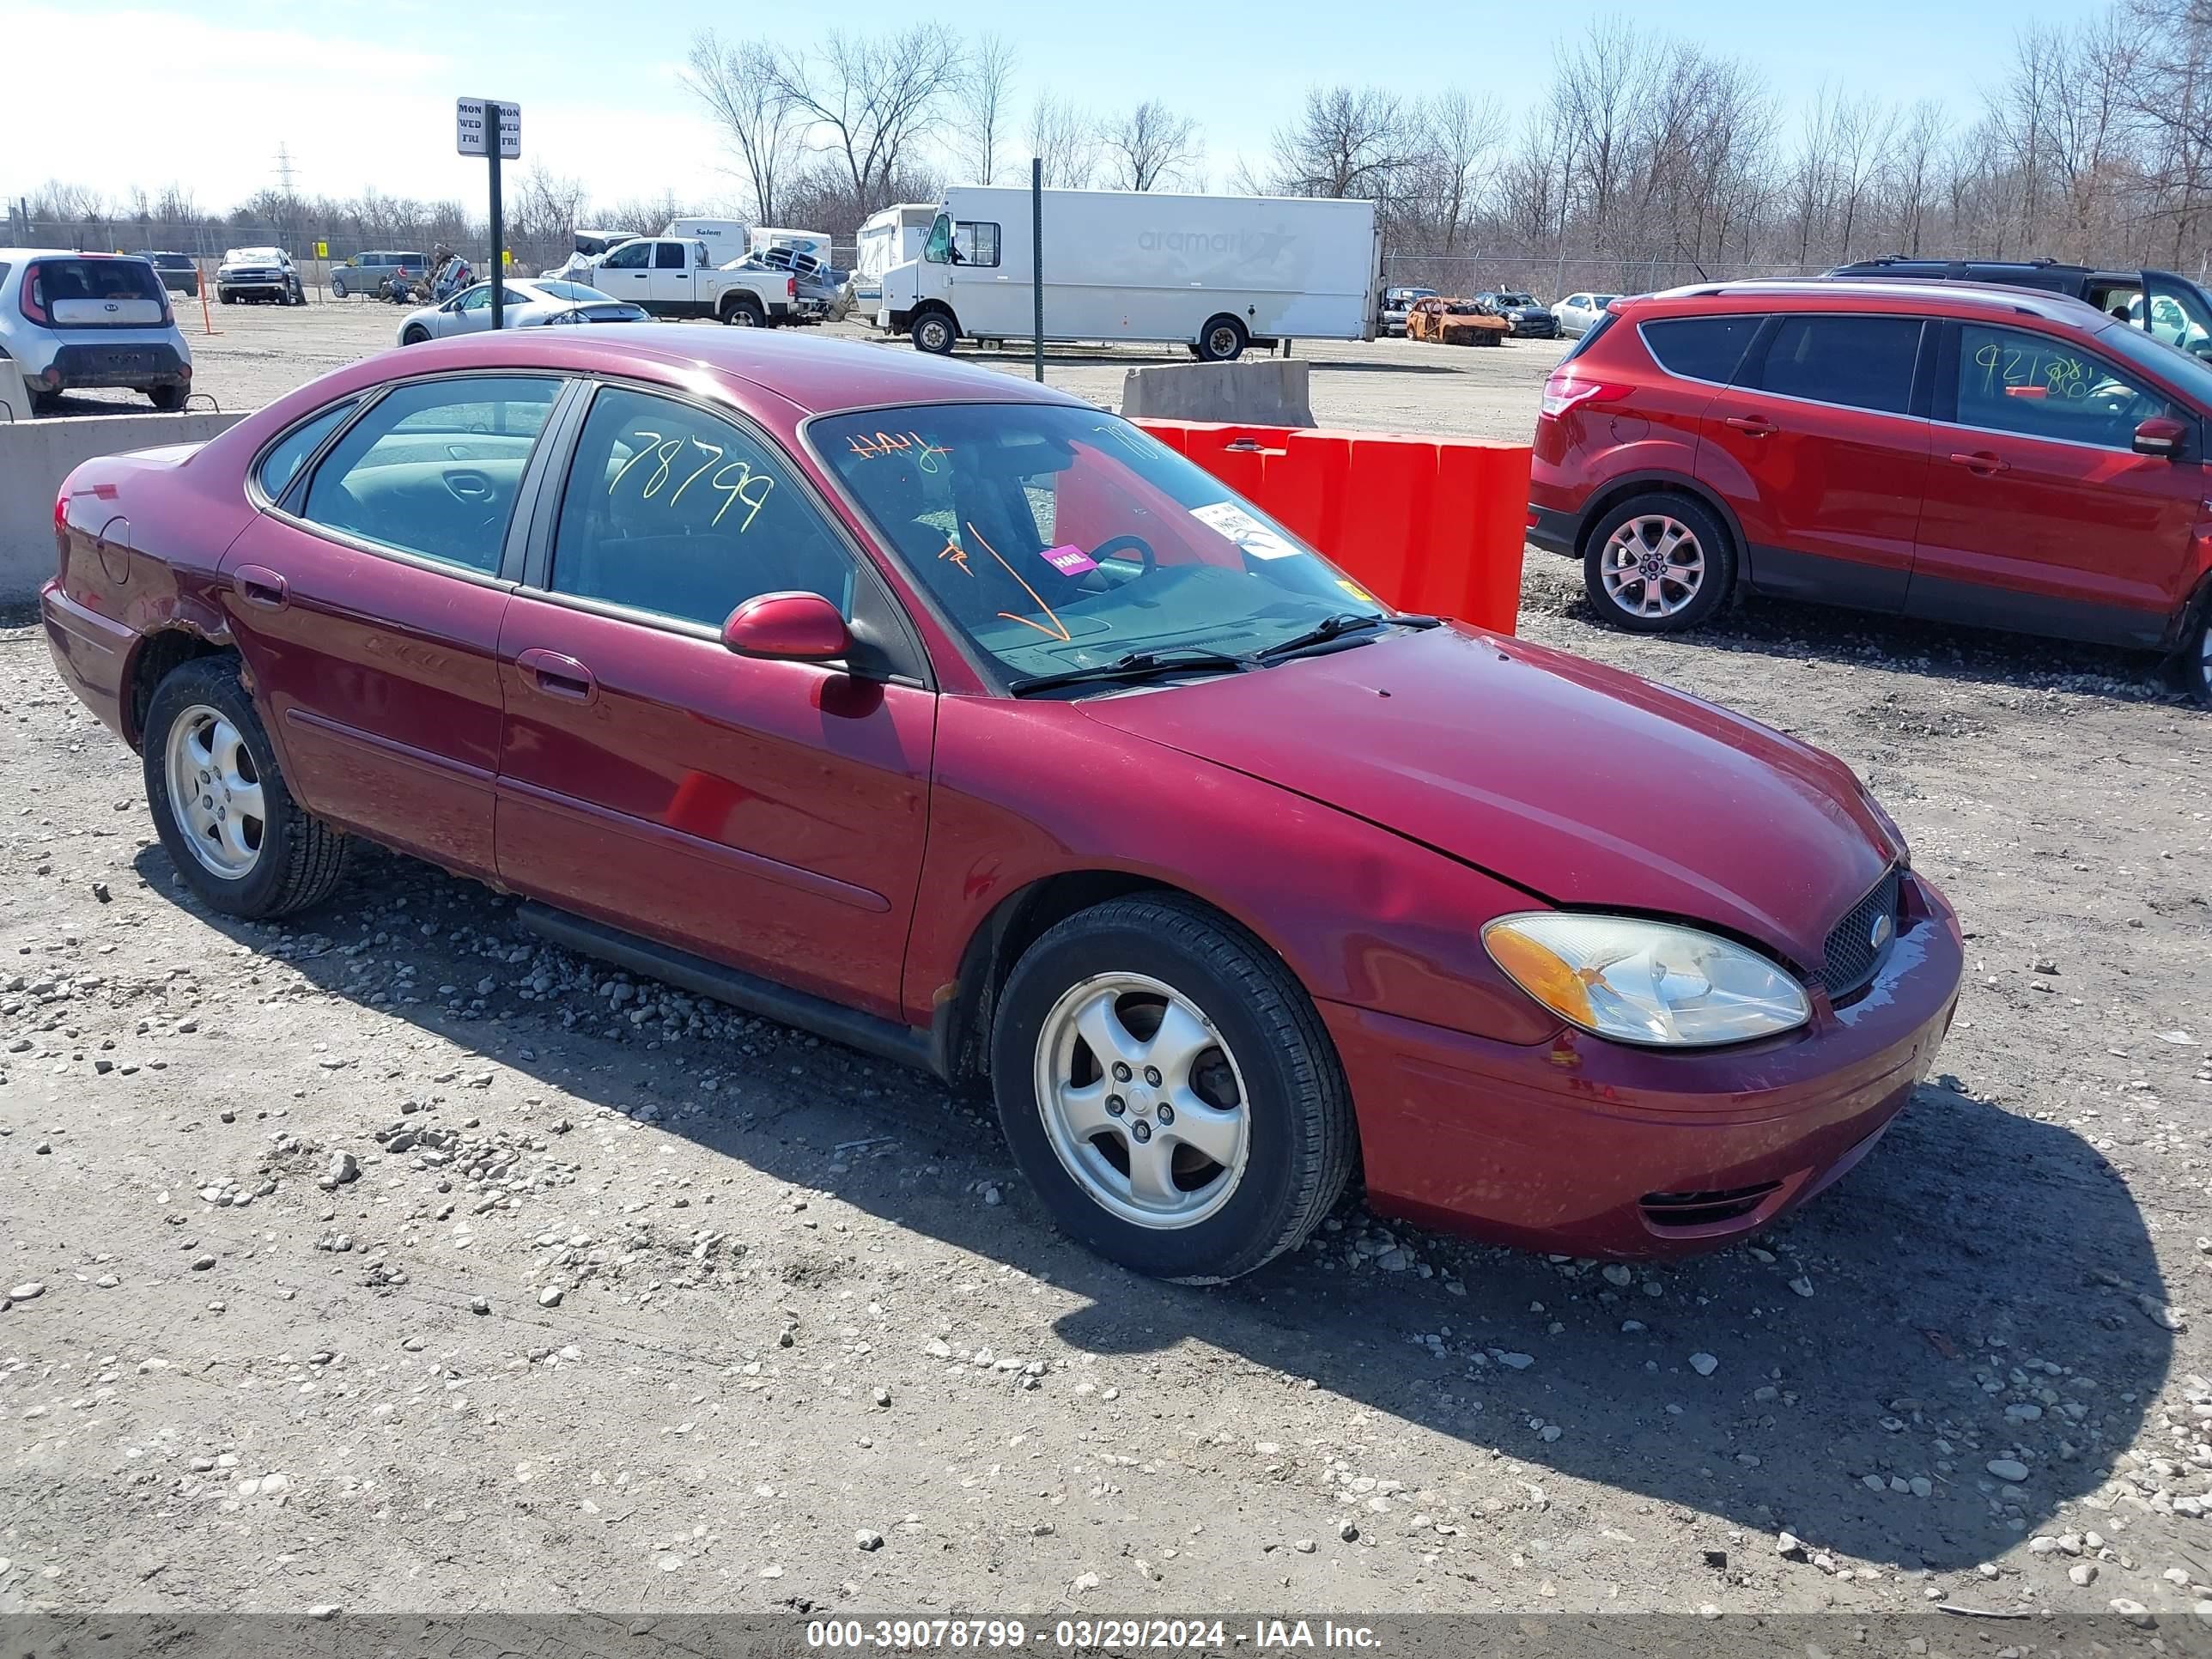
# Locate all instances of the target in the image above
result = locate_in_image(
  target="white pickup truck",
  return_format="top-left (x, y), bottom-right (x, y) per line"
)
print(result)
top-left (583, 236), bottom-right (795, 325)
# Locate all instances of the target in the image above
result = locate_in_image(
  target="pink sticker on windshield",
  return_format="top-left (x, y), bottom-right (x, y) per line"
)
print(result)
top-left (1041, 544), bottom-right (1097, 575)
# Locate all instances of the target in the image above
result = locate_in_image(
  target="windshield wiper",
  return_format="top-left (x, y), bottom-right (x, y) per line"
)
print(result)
top-left (1006, 648), bottom-right (1261, 698)
top-left (1255, 611), bottom-right (1442, 662)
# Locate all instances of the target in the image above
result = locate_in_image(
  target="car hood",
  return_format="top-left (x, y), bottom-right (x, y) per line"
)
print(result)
top-left (1077, 625), bottom-right (1897, 969)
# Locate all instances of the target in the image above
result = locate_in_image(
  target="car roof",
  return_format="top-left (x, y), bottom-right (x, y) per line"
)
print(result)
top-left (356, 324), bottom-right (1091, 418)
top-left (1624, 277), bottom-right (2112, 327)
top-left (0, 246), bottom-right (145, 260)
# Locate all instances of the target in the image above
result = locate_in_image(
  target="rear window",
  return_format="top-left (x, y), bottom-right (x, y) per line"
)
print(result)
top-left (1639, 314), bottom-right (1761, 383)
top-left (1751, 314), bottom-right (1923, 415)
top-left (33, 258), bottom-right (165, 307)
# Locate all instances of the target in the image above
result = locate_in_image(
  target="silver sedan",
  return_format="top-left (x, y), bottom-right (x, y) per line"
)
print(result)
top-left (396, 279), bottom-right (647, 345)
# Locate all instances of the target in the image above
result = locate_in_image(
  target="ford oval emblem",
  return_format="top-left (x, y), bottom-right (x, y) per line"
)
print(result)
top-left (1869, 913), bottom-right (1894, 952)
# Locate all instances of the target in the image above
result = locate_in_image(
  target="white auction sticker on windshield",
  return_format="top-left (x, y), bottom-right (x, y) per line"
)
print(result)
top-left (1190, 501), bottom-right (1299, 560)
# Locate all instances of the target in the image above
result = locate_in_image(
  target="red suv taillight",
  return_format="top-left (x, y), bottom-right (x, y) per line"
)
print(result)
top-left (19, 262), bottom-right (49, 325)
top-left (1539, 367), bottom-right (1631, 420)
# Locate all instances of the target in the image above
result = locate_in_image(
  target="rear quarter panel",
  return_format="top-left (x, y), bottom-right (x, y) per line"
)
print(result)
top-left (1530, 313), bottom-right (1713, 524)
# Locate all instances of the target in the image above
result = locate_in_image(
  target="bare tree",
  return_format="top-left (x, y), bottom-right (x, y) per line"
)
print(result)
top-left (956, 33), bottom-right (1018, 185)
top-left (773, 25), bottom-right (965, 216)
top-left (1100, 100), bottom-right (1203, 191)
top-left (1266, 86), bottom-right (1419, 198)
top-left (1404, 90), bottom-right (1504, 251)
top-left (683, 31), bottom-right (803, 224)
top-left (1026, 94), bottom-right (1101, 189)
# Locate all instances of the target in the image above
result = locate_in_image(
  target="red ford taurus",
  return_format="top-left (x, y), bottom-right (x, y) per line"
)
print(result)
top-left (41, 327), bottom-right (1962, 1281)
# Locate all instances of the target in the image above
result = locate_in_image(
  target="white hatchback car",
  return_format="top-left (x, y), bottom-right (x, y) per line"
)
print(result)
top-left (0, 250), bottom-right (193, 413)
top-left (396, 279), bottom-right (647, 344)
top-left (1552, 292), bottom-right (1619, 337)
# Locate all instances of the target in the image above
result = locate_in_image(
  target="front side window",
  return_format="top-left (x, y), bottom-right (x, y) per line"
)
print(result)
top-left (1752, 314), bottom-right (1923, 415)
top-left (923, 215), bottom-right (953, 264)
top-left (300, 376), bottom-right (562, 573)
top-left (814, 403), bottom-right (1389, 687)
top-left (1954, 323), bottom-right (2178, 451)
top-left (257, 399), bottom-right (357, 502)
top-left (550, 386), bottom-right (855, 627)
top-left (458, 286), bottom-right (493, 312)
top-left (953, 222), bottom-right (1000, 268)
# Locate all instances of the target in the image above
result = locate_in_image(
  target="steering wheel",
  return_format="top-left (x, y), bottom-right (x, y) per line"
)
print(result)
top-left (1088, 534), bottom-right (1157, 578)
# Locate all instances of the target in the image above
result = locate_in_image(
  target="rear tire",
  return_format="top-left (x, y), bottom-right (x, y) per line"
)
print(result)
top-left (1582, 491), bottom-right (1736, 634)
top-left (2179, 592), bottom-right (2212, 707)
top-left (27, 388), bottom-right (62, 416)
top-left (1195, 314), bottom-right (1249, 362)
top-left (910, 311), bottom-right (957, 355)
top-left (720, 295), bottom-right (766, 327)
top-left (149, 386), bottom-right (186, 412)
top-left (990, 895), bottom-right (1356, 1283)
top-left (143, 653), bottom-right (349, 920)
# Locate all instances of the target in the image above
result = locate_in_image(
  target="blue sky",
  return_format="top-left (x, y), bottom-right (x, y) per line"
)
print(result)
top-left (12, 0), bottom-right (2077, 221)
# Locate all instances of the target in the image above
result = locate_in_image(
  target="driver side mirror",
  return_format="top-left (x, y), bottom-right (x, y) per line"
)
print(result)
top-left (721, 591), bottom-right (851, 663)
top-left (2134, 415), bottom-right (2188, 459)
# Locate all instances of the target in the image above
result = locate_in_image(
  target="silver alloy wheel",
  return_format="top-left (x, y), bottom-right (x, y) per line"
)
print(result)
top-left (1033, 972), bottom-right (1250, 1230)
top-left (726, 303), bottom-right (759, 326)
top-left (163, 703), bottom-right (266, 878)
top-left (2198, 617), bottom-right (2212, 696)
top-left (1600, 514), bottom-right (1705, 619)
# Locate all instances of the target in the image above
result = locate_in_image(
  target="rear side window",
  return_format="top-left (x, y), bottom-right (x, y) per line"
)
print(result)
top-left (1753, 315), bottom-right (1923, 415)
top-left (257, 400), bottom-right (356, 502)
top-left (654, 241), bottom-right (687, 270)
top-left (301, 376), bottom-right (562, 574)
top-left (1639, 315), bottom-right (1760, 383)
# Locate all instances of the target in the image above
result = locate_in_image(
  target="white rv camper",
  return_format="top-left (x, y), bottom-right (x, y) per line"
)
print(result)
top-left (852, 204), bottom-right (938, 306)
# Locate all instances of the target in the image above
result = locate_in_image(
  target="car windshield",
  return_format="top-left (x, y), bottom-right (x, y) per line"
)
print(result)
top-left (2094, 314), bottom-right (2212, 402)
top-left (228, 248), bottom-right (283, 263)
top-left (531, 280), bottom-right (611, 302)
top-left (1498, 293), bottom-right (1536, 306)
top-left (813, 403), bottom-right (1392, 690)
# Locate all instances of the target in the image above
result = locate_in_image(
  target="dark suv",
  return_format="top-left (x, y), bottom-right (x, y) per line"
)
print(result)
top-left (1526, 279), bottom-right (2212, 700)
top-left (1830, 258), bottom-right (2212, 359)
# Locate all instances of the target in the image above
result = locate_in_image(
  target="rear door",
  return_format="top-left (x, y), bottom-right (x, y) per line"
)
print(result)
top-left (1908, 319), bottom-right (2202, 645)
top-left (648, 240), bottom-right (696, 313)
top-left (1697, 310), bottom-right (1933, 611)
top-left (219, 373), bottom-right (568, 880)
top-left (492, 381), bottom-right (936, 1018)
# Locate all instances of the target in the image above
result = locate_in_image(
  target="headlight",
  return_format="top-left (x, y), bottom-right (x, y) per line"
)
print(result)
top-left (1481, 913), bottom-right (1811, 1048)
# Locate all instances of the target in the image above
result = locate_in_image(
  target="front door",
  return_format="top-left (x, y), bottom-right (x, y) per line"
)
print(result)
top-left (592, 239), bottom-right (654, 310)
top-left (1909, 319), bottom-right (2203, 646)
top-left (493, 381), bottom-right (935, 1018)
top-left (219, 373), bottom-right (567, 879)
top-left (1697, 311), bottom-right (1932, 611)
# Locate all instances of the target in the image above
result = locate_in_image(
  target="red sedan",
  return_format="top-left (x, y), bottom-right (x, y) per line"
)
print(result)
top-left (41, 327), bottom-right (1963, 1282)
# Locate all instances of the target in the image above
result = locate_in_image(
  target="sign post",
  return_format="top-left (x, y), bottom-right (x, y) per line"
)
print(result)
top-left (456, 96), bottom-right (521, 331)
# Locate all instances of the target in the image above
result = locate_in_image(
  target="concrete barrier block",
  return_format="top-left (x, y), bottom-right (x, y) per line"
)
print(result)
top-left (0, 361), bottom-right (27, 423)
top-left (1120, 359), bottom-right (1314, 427)
top-left (0, 410), bottom-right (249, 603)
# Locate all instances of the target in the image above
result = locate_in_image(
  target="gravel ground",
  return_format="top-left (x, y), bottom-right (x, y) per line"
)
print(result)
top-left (6, 303), bottom-right (2212, 1626)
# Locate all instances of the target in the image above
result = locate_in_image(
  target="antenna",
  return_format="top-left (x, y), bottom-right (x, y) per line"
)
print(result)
top-left (275, 143), bottom-right (299, 198)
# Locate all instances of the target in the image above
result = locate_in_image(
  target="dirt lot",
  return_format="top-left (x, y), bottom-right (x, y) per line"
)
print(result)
top-left (6, 300), bottom-right (2212, 1630)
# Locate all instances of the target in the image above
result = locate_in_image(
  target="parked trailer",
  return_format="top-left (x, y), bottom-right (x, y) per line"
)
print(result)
top-left (878, 186), bottom-right (1381, 359)
top-left (749, 226), bottom-right (832, 264)
top-left (853, 204), bottom-right (937, 307)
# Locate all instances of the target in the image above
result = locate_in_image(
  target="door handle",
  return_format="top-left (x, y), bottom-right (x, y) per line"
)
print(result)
top-left (1723, 415), bottom-right (1777, 436)
top-left (516, 647), bottom-right (596, 701)
top-left (233, 564), bottom-right (289, 609)
top-left (1948, 451), bottom-right (2010, 475)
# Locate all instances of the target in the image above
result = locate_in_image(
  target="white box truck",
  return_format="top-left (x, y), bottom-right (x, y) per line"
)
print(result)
top-left (852, 203), bottom-right (937, 307)
top-left (878, 186), bottom-right (1381, 359)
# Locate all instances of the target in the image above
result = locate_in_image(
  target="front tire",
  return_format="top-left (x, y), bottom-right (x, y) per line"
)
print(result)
top-left (401, 325), bottom-right (430, 346)
top-left (1196, 314), bottom-right (1249, 362)
top-left (1583, 492), bottom-right (1736, 633)
top-left (2179, 592), bottom-right (2212, 707)
top-left (991, 896), bottom-right (1356, 1283)
top-left (910, 311), bottom-right (957, 355)
top-left (143, 654), bottom-right (349, 920)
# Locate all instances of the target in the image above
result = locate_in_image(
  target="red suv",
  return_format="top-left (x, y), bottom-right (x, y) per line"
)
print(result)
top-left (1527, 281), bottom-right (2212, 701)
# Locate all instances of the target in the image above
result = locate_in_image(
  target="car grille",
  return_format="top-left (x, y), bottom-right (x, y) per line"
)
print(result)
top-left (1639, 1182), bottom-right (1781, 1230)
top-left (1812, 868), bottom-right (1903, 1002)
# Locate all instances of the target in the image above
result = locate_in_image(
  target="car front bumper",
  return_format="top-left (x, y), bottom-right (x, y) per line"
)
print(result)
top-left (1324, 869), bottom-right (1963, 1256)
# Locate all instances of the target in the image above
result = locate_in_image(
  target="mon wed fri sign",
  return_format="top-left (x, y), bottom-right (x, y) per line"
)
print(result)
top-left (455, 97), bottom-right (520, 159)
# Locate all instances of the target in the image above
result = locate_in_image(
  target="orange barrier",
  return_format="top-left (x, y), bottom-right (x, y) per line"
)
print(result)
top-left (1132, 419), bottom-right (1530, 635)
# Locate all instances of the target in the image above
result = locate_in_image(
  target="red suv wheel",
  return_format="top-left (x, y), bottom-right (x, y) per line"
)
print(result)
top-left (1583, 493), bottom-right (1736, 633)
